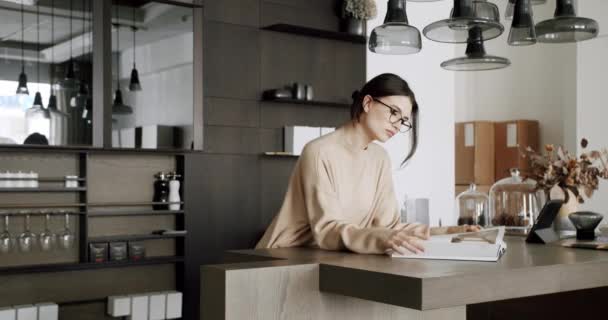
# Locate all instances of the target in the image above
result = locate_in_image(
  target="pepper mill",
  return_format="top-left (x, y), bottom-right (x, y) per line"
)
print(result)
top-left (153, 172), bottom-right (170, 210)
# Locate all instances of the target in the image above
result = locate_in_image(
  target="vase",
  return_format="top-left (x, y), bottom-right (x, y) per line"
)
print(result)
top-left (549, 186), bottom-right (578, 235)
top-left (340, 17), bottom-right (366, 36)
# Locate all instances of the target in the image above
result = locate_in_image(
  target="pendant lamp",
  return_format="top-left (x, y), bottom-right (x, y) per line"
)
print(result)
top-left (441, 26), bottom-right (510, 71)
top-left (28, 2), bottom-right (50, 119)
top-left (71, 0), bottom-right (89, 108)
top-left (58, 0), bottom-right (80, 91)
top-left (129, 6), bottom-right (141, 91)
top-left (505, 0), bottom-right (545, 20)
top-left (423, 0), bottom-right (503, 43)
top-left (369, 0), bottom-right (421, 55)
top-left (16, 0), bottom-right (29, 96)
top-left (508, 0), bottom-right (536, 45)
top-left (112, 6), bottom-right (133, 115)
top-left (535, 0), bottom-right (598, 43)
top-left (47, 0), bottom-right (68, 117)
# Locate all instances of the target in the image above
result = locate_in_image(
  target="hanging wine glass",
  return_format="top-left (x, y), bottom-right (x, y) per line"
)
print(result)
top-left (39, 212), bottom-right (57, 252)
top-left (0, 214), bottom-right (13, 254)
top-left (58, 212), bottom-right (75, 250)
top-left (18, 212), bottom-right (37, 253)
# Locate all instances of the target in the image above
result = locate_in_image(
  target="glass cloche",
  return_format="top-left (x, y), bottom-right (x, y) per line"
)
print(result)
top-left (456, 183), bottom-right (490, 227)
top-left (489, 168), bottom-right (544, 232)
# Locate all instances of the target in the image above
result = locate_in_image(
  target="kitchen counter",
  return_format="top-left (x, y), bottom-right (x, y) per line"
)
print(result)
top-left (201, 237), bottom-right (608, 320)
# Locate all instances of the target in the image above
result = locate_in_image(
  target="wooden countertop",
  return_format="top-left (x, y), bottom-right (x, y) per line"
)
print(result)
top-left (219, 237), bottom-right (608, 310)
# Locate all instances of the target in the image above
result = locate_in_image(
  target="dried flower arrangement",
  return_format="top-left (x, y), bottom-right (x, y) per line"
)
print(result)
top-left (342, 0), bottom-right (377, 20)
top-left (522, 138), bottom-right (608, 203)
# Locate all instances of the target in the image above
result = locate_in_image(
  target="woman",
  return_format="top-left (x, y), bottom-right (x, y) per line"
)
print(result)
top-left (256, 73), bottom-right (476, 255)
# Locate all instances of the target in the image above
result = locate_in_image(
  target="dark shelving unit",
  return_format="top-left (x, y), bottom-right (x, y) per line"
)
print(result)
top-left (261, 97), bottom-right (350, 108)
top-left (0, 187), bottom-right (87, 193)
top-left (88, 210), bottom-right (185, 217)
top-left (88, 233), bottom-right (187, 243)
top-left (0, 256), bottom-right (184, 275)
top-left (261, 23), bottom-right (366, 44)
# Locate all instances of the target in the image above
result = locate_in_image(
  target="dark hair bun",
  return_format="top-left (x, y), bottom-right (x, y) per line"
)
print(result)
top-left (351, 90), bottom-right (361, 101)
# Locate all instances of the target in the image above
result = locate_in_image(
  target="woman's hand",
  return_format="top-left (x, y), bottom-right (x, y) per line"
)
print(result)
top-left (385, 225), bottom-right (430, 255)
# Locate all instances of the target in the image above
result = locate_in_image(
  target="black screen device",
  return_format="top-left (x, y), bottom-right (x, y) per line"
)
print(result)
top-left (526, 200), bottom-right (564, 244)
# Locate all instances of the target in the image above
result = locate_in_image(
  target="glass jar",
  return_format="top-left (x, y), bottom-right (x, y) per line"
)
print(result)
top-left (456, 183), bottom-right (490, 227)
top-left (489, 168), bottom-right (544, 232)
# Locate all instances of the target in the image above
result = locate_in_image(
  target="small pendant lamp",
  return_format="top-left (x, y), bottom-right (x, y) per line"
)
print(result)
top-left (535, 0), bottom-right (599, 43)
top-left (423, 0), bottom-right (504, 44)
top-left (16, 0), bottom-right (29, 96)
top-left (369, 0), bottom-right (421, 55)
top-left (508, 0), bottom-right (536, 46)
top-left (129, 6), bottom-right (142, 91)
top-left (112, 6), bottom-right (132, 115)
top-left (441, 26), bottom-right (511, 71)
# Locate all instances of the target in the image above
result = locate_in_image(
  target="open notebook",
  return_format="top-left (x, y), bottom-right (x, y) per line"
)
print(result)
top-left (391, 227), bottom-right (507, 262)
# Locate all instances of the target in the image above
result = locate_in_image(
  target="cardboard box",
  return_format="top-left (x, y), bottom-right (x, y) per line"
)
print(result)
top-left (494, 120), bottom-right (539, 180)
top-left (455, 122), bottom-right (495, 185)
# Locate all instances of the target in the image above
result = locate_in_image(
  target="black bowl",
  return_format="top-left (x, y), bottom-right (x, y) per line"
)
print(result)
top-left (568, 211), bottom-right (604, 240)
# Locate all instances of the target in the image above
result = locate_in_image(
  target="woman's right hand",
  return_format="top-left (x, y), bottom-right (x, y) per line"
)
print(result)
top-left (384, 228), bottom-right (428, 255)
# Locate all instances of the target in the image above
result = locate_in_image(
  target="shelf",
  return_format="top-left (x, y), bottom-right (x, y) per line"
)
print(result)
top-left (88, 233), bottom-right (187, 243)
top-left (0, 177), bottom-right (86, 182)
top-left (261, 97), bottom-right (350, 108)
top-left (0, 202), bottom-right (183, 210)
top-left (0, 187), bottom-right (86, 193)
top-left (88, 210), bottom-right (185, 217)
top-left (261, 23), bottom-right (366, 44)
top-left (0, 203), bottom-right (87, 209)
top-left (0, 256), bottom-right (184, 275)
top-left (87, 201), bottom-right (184, 207)
top-left (263, 152), bottom-right (299, 158)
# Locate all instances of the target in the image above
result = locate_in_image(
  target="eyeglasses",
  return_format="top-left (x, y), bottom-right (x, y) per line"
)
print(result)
top-left (372, 98), bottom-right (413, 133)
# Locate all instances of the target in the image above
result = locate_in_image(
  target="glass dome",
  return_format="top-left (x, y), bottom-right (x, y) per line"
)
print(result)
top-left (456, 183), bottom-right (490, 227)
top-left (489, 168), bottom-right (545, 233)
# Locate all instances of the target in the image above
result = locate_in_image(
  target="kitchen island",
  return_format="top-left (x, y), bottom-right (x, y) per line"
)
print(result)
top-left (201, 237), bottom-right (608, 319)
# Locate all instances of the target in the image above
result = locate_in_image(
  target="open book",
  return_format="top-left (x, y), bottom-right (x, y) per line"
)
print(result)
top-left (391, 227), bottom-right (507, 262)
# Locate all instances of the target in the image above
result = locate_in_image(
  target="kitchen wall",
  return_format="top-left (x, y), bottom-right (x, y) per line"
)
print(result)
top-left (454, 0), bottom-right (578, 151)
top-left (191, 0), bottom-right (363, 318)
top-left (577, 0), bottom-right (608, 218)
top-left (367, 0), bottom-right (458, 225)
top-left (119, 32), bottom-right (194, 129)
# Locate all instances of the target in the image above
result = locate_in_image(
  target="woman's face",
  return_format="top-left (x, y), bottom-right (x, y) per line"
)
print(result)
top-left (361, 95), bottom-right (413, 143)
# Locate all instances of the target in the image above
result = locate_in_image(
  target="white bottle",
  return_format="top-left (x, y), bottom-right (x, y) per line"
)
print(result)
top-left (168, 174), bottom-right (181, 211)
top-left (15, 171), bottom-right (26, 188)
top-left (0, 171), bottom-right (8, 188)
top-left (28, 171), bottom-right (38, 188)
top-left (5, 171), bottom-right (16, 188)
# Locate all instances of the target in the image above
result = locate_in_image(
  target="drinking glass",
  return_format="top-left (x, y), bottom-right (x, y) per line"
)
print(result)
top-left (39, 212), bottom-right (57, 252)
top-left (18, 212), bottom-right (37, 253)
top-left (58, 212), bottom-right (75, 250)
top-left (0, 215), bottom-right (12, 254)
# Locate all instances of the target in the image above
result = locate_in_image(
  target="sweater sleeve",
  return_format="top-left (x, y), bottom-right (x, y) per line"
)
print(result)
top-left (300, 147), bottom-right (392, 254)
top-left (371, 154), bottom-right (409, 230)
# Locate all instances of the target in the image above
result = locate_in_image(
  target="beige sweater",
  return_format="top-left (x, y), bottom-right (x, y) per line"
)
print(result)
top-left (256, 128), bottom-right (415, 254)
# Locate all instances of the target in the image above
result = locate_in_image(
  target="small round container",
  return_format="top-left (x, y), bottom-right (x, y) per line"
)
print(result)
top-left (489, 168), bottom-right (544, 232)
top-left (456, 183), bottom-right (490, 227)
top-left (65, 176), bottom-right (79, 188)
